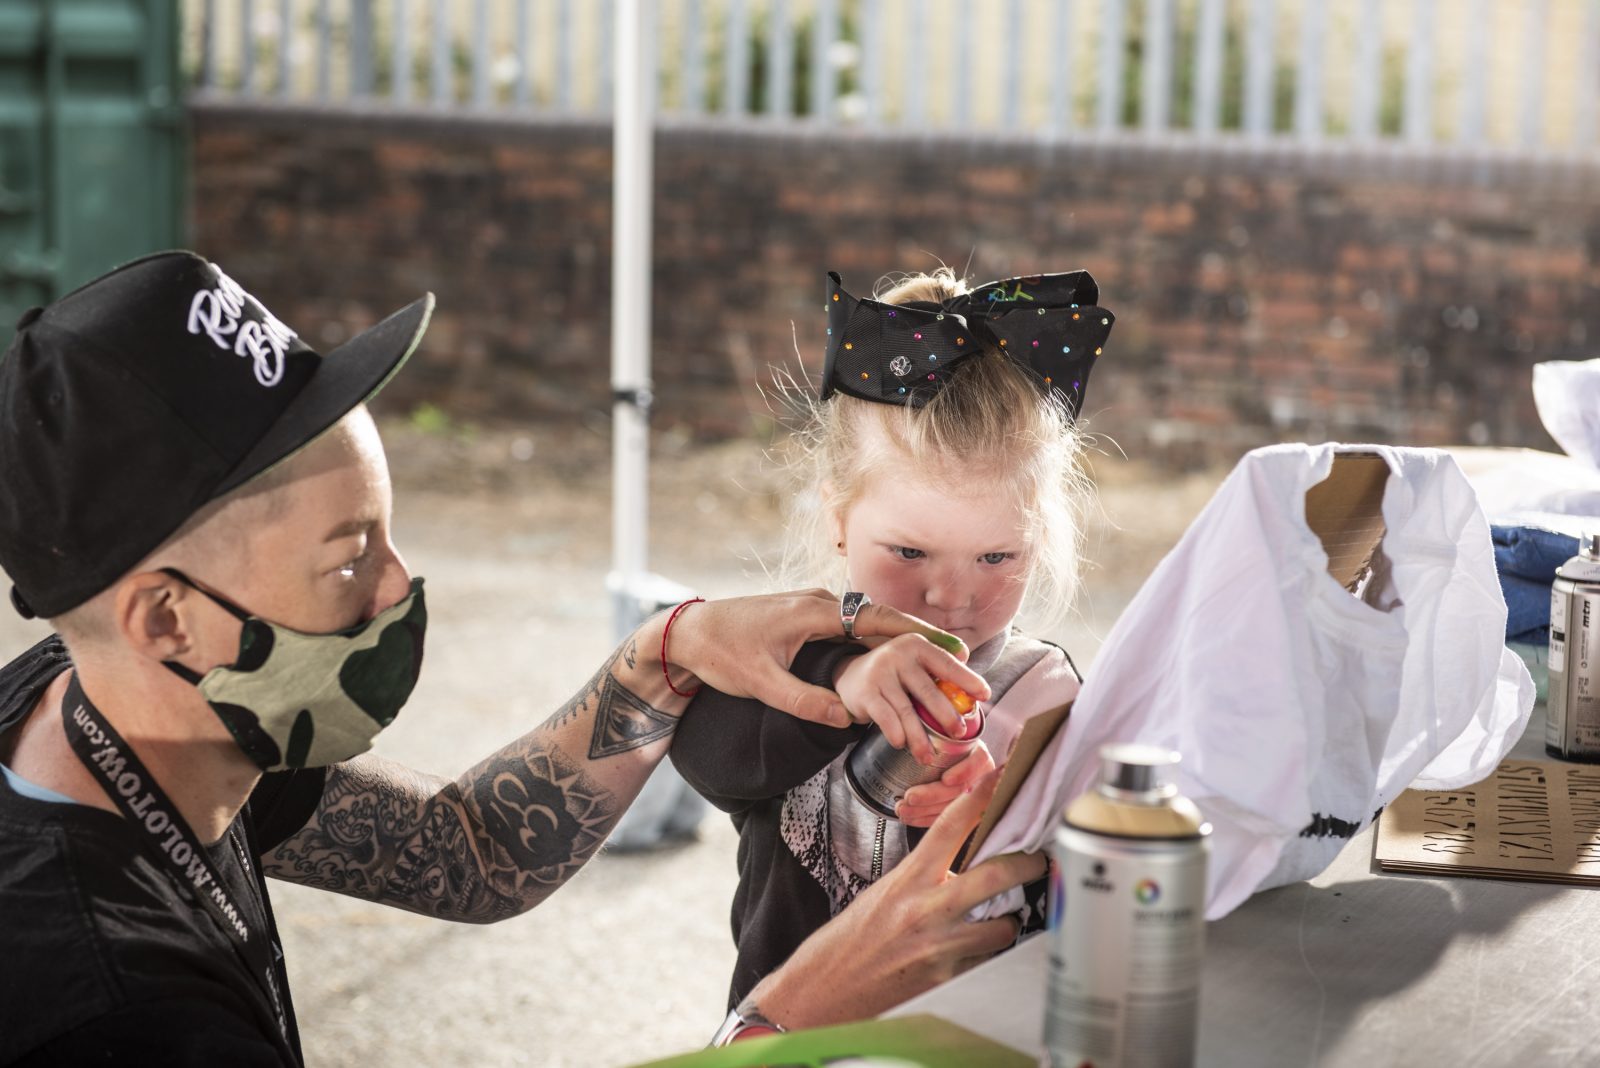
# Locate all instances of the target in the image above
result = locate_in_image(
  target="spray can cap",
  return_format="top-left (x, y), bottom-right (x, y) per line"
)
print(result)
top-left (1098, 744), bottom-right (1181, 800)
top-left (1585, 533), bottom-right (1600, 560)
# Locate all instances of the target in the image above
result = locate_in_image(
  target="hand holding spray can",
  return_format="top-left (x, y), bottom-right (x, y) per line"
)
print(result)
top-left (1045, 744), bottom-right (1210, 1068)
top-left (844, 680), bottom-right (984, 820)
top-left (1548, 533), bottom-right (1600, 761)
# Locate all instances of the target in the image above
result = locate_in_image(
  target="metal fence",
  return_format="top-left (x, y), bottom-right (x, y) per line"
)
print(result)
top-left (190, 0), bottom-right (1600, 153)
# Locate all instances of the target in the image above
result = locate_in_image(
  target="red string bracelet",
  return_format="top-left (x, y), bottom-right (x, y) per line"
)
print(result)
top-left (661, 597), bottom-right (705, 699)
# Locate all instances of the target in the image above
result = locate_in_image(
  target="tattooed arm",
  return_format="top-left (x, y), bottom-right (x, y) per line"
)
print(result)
top-left (261, 590), bottom-right (963, 921)
top-left (260, 627), bottom-right (684, 922)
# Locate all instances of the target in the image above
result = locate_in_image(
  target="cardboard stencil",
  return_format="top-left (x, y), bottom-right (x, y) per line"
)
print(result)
top-left (1375, 758), bottom-right (1600, 885)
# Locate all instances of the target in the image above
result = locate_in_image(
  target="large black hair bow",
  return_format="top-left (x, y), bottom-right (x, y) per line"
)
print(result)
top-left (821, 270), bottom-right (1114, 417)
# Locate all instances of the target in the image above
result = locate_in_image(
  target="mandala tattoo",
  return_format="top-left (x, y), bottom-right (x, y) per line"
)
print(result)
top-left (466, 748), bottom-right (618, 894)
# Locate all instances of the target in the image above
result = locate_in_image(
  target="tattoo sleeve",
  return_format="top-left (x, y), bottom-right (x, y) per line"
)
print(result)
top-left (262, 639), bottom-right (682, 922)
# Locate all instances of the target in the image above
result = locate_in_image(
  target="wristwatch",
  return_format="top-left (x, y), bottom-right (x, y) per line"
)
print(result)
top-left (710, 1003), bottom-right (785, 1045)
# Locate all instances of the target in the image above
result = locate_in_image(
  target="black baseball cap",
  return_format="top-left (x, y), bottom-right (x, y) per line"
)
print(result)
top-left (0, 251), bottom-right (433, 619)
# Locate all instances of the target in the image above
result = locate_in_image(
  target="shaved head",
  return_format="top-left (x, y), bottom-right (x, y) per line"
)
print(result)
top-left (51, 409), bottom-right (377, 649)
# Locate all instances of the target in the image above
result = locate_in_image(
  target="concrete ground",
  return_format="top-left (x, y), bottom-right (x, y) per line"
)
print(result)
top-left (0, 418), bottom-right (1217, 1066)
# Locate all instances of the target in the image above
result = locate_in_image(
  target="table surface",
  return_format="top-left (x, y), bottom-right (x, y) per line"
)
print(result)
top-left (887, 716), bottom-right (1600, 1067)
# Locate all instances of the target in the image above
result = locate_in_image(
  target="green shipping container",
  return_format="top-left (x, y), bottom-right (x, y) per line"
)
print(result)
top-left (0, 0), bottom-right (183, 343)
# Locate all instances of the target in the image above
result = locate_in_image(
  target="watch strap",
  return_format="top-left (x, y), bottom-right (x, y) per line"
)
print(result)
top-left (710, 1003), bottom-right (785, 1045)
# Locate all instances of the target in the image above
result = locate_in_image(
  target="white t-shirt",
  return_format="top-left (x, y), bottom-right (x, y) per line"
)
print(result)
top-left (971, 444), bottom-right (1533, 919)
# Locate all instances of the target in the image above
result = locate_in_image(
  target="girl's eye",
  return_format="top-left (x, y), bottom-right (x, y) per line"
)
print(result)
top-left (980, 552), bottom-right (1016, 566)
top-left (892, 546), bottom-right (925, 561)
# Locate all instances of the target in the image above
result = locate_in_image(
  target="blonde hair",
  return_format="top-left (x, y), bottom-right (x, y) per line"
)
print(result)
top-left (778, 269), bottom-right (1092, 634)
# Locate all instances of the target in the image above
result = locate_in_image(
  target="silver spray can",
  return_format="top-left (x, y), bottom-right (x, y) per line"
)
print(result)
top-left (1045, 744), bottom-right (1211, 1068)
top-left (844, 700), bottom-right (984, 820)
top-left (1547, 533), bottom-right (1600, 761)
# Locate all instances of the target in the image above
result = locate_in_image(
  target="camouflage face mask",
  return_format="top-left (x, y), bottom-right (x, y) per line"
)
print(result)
top-left (161, 569), bottom-right (427, 771)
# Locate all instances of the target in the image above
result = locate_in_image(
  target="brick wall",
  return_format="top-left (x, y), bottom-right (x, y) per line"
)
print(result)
top-left (191, 101), bottom-right (1600, 466)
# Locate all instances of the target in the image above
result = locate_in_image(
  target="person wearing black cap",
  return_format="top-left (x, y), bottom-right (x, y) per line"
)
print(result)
top-left (0, 252), bottom-right (1018, 1063)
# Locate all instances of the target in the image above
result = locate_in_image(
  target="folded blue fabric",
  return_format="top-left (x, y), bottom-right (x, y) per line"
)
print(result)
top-left (1491, 523), bottom-right (1579, 580)
top-left (1502, 572), bottom-right (1555, 644)
top-left (1491, 524), bottom-right (1580, 642)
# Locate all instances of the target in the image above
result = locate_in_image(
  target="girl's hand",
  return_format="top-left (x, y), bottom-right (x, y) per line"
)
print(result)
top-left (833, 634), bottom-right (990, 763)
top-left (745, 771), bottom-right (1044, 1031)
top-left (662, 589), bottom-right (969, 727)
top-left (896, 742), bottom-right (997, 827)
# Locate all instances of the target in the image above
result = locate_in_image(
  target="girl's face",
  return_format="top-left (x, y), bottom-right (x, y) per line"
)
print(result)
top-left (832, 466), bottom-right (1033, 652)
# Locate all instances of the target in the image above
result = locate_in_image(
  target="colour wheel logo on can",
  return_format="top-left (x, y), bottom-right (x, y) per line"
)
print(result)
top-left (1134, 878), bottom-right (1161, 905)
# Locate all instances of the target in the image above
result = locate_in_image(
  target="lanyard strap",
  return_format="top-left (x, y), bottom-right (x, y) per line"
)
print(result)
top-left (59, 673), bottom-right (287, 1039)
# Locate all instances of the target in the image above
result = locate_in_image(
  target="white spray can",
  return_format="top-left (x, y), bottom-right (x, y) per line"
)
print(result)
top-left (1044, 744), bottom-right (1211, 1068)
top-left (1548, 533), bottom-right (1600, 761)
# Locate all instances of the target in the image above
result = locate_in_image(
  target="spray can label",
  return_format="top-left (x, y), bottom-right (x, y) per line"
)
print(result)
top-left (1549, 572), bottom-right (1600, 761)
top-left (844, 704), bottom-right (983, 820)
top-left (1046, 827), bottom-right (1207, 1068)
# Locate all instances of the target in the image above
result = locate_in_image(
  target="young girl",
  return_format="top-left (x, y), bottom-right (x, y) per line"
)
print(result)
top-left (670, 266), bottom-right (1112, 1021)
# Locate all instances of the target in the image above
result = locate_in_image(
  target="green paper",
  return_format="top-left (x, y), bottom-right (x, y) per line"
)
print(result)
top-left (627, 1014), bottom-right (1032, 1068)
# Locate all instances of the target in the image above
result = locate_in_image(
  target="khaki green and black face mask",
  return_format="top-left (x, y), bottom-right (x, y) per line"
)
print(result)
top-left (162, 569), bottom-right (427, 771)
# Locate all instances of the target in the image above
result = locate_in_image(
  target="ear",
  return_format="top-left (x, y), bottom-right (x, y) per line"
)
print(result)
top-left (111, 571), bottom-right (202, 663)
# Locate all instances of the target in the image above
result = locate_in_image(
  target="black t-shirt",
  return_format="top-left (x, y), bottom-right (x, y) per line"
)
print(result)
top-left (670, 640), bottom-right (878, 1009)
top-left (671, 636), bottom-right (1064, 1011)
top-left (0, 636), bottom-right (327, 1066)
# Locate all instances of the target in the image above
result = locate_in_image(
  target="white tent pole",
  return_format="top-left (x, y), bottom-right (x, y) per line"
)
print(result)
top-left (611, 0), bottom-right (654, 641)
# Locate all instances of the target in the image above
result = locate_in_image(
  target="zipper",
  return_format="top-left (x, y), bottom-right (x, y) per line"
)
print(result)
top-left (871, 816), bottom-right (886, 881)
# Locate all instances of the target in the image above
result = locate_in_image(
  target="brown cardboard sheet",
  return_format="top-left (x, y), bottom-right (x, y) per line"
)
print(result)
top-left (1306, 451), bottom-right (1389, 590)
top-left (1375, 758), bottom-right (1600, 886)
top-left (958, 700), bottom-right (1072, 871)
